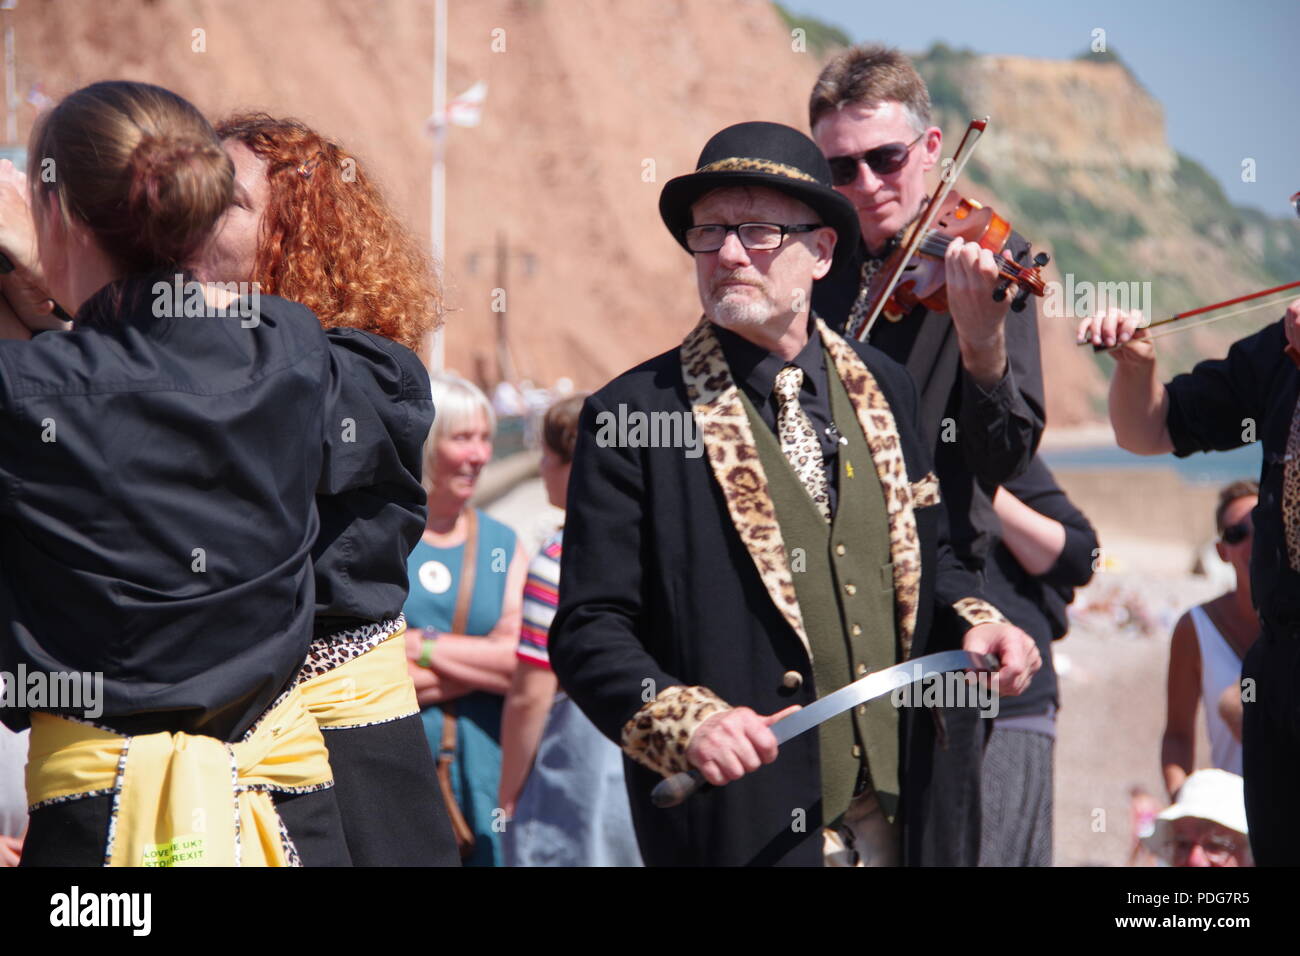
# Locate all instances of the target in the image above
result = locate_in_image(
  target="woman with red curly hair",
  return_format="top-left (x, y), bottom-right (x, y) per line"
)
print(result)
top-left (198, 113), bottom-right (458, 865)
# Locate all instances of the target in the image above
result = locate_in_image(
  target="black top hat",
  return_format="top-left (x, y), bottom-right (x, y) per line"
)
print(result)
top-left (659, 121), bottom-right (860, 274)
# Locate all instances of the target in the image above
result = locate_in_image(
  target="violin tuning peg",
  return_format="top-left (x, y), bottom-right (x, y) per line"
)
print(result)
top-left (992, 278), bottom-right (1010, 303)
top-left (1011, 286), bottom-right (1031, 313)
top-left (1033, 251), bottom-right (1050, 267)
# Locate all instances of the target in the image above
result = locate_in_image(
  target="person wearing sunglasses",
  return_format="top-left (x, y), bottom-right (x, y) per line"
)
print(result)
top-left (1160, 481), bottom-right (1259, 802)
top-left (807, 45), bottom-right (1047, 867)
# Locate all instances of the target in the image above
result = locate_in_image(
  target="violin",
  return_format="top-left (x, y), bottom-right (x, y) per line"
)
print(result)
top-left (845, 118), bottom-right (1050, 341)
top-left (863, 190), bottom-right (1050, 323)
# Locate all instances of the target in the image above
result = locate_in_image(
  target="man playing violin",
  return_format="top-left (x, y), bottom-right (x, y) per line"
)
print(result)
top-left (810, 45), bottom-right (1057, 867)
top-left (1079, 230), bottom-right (1300, 864)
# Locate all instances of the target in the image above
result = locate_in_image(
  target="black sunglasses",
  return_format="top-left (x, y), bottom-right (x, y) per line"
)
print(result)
top-left (1222, 521), bottom-right (1253, 545)
top-left (827, 133), bottom-right (925, 187)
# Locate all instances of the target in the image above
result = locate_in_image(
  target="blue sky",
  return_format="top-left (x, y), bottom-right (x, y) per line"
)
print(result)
top-left (786, 0), bottom-right (1297, 216)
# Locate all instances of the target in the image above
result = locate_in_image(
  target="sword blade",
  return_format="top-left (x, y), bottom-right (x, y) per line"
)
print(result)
top-left (650, 649), bottom-right (999, 808)
top-left (771, 649), bottom-right (997, 745)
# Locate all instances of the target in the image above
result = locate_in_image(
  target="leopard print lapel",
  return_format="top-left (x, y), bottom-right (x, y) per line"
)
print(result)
top-left (680, 316), bottom-right (812, 660)
top-left (816, 317), bottom-right (924, 660)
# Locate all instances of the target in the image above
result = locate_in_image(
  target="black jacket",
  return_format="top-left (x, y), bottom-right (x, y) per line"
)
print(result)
top-left (550, 317), bottom-right (1004, 866)
top-left (0, 276), bottom-right (403, 741)
top-left (313, 329), bottom-right (433, 637)
top-left (813, 234), bottom-right (1046, 571)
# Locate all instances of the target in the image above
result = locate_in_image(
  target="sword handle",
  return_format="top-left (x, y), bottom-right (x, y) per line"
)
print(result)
top-left (651, 768), bottom-right (710, 808)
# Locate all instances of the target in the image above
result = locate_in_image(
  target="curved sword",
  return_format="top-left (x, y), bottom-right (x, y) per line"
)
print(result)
top-left (650, 649), bottom-right (999, 809)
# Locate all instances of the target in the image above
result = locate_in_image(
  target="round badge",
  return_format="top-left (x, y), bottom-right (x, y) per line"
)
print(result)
top-left (418, 560), bottom-right (452, 595)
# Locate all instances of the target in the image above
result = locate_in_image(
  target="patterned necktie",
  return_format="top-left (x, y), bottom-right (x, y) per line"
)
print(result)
top-left (1284, 394), bottom-right (1300, 571)
top-left (773, 365), bottom-right (831, 521)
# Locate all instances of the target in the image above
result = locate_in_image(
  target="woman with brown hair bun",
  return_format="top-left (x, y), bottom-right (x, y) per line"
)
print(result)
top-left (197, 113), bottom-right (458, 865)
top-left (0, 81), bottom-right (364, 866)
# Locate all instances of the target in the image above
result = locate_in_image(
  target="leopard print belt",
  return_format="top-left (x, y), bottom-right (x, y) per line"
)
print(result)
top-left (293, 615), bottom-right (407, 687)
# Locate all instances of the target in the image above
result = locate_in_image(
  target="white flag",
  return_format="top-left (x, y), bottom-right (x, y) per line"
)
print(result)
top-left (446, 81), bottom-right (488, 128)
top-left (425, 80), bottom-right (488, 136)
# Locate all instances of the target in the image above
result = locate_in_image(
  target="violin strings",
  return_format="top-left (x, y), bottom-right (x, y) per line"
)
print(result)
top-left (917, 231), bottom-right (1032, 282)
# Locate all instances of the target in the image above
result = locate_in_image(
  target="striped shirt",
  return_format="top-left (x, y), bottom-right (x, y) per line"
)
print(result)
top-left (518, 530), bottom-right (563, 670)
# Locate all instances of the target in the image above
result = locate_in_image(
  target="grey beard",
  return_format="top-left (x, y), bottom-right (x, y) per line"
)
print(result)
top-left (709, 292), bottom-right (776, 326)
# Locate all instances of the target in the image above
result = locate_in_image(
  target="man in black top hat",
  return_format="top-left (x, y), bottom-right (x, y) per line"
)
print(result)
top-left (550, 121), bottom-right (1039, 866)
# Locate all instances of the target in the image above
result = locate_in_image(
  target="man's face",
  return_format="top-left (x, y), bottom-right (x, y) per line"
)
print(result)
top-left (812, 100), bottom-right (941, 254)
top-left (1170, 817), bottom-right (1250, 867)
top-left (690, 186), bottom-right (834, 334)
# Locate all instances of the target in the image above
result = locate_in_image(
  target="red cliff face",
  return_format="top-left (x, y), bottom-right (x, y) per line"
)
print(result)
top-left (20, 2), bottom-right (1274, 428)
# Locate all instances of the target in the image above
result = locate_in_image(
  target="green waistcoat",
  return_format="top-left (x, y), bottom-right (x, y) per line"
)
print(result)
top-left (738, 352), bottom-right (900, 826)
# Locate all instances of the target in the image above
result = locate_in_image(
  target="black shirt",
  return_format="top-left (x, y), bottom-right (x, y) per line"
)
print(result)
top-left (313, 329), bottom-right (433, 637)
top-left (813, 236), bottom-right (1046, 569)
top-left (0, 276), bottom-right (394, 741)
top-left (715, 319), bottom-right (843, 514)
top-left (1165, 318), bottom-right (1300, 630)
top-left (984, 455), bottom-right (1098, 716)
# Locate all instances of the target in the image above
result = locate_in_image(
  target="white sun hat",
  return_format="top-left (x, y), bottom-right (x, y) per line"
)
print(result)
top-left (1142, 769), bottom-right (1248, 863)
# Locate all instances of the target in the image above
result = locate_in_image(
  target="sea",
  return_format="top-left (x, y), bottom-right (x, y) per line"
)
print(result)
top-left (1041, 442), bottom-right (1263, 486)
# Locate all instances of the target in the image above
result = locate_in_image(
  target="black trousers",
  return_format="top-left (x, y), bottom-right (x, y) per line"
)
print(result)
top-left (1242, 625), bottom-right (1300, 865)
top-left (21, 787), bottom-right (352, 867)
top-left (322, 713), bottom-right (460, 866)
top-left (900, 703), bottom-right (984, 866)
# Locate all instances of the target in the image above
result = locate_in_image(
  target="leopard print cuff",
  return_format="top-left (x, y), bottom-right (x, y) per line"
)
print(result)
top-left (952, 597), bottom-right (1009, 629)
top-left (909, 471), bottom-right (941, 509)
top-left (620, 685), bottom-right (732, 777)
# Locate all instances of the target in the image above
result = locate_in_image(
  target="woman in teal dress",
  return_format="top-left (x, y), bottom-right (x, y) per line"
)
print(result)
top-left (404, 374), bottom-right (529, 867)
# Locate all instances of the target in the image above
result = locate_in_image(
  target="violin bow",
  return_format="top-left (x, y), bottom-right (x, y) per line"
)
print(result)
top-left (1085, 192), bottom-right (1300, 364)
top-left (852, 116), bottom-right (988, 341)
top-left (1080, 279), bottom-right (1300, 349)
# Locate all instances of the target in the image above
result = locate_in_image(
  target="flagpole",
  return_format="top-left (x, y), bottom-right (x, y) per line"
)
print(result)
top-left (430, 0), bottom-right (447, 372)
top-left (3, 1), bottom-right (17, 146)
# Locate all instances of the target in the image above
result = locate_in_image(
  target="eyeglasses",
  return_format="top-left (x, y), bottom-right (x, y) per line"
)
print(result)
top-left (1221, 521), bottom-right (1253, 545)
top-left (1292, 191), bottom-right (1300, 219)
top-left (827, 133), bottom-right (925, 187)
top-left (683, 222), bottom-right (824, 253)
top-left (1172, 835), bottom-right (1243, 865)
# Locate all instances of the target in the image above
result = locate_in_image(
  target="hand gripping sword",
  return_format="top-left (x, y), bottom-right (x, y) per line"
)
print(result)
top-left (650, 649), bottom-right (999, 809)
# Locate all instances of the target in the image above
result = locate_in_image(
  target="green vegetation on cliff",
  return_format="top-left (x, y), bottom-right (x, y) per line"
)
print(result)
top-left (772, 3), bottom-right (850, 57)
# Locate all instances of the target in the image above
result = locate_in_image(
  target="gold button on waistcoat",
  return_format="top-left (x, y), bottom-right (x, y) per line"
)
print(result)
top-left (835, 543), bottom-right (846, 556)
top-left (851, 624), bottom-right (862, 636)
top-left (844, 583), bottom-right (857, 596)
top-left (782, 670), bottom-right (803, 690)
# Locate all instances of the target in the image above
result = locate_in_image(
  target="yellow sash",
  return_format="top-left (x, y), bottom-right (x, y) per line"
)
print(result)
top-left (298, 625), bottom-right (419, 729)
top-left (27, 684), bottom-right (331, 867)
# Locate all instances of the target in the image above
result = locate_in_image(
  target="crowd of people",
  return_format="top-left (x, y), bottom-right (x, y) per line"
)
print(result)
top-left (0, 38), bottom-right (1285, 868)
